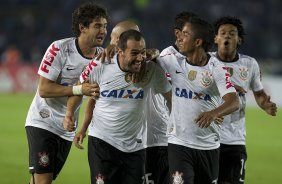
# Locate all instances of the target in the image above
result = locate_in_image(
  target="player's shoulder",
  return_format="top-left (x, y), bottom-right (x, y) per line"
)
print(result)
top-left (238, 53), bottom-right (257, 62)
top-left (208, 54), bottom-right (224, 68)
top-left (160, 45), bottom-right (184, 58)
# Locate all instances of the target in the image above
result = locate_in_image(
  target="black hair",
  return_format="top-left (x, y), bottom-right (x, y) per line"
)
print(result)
top-left (117, 29), bottom-right (144, 51)
top-left (72, 2), bottom-right (109, 37)
top-left (189, 16), bottom-right (214, 52)
top-left (214, 16), bottom-right (246, 45)
top-left (174, 11), bottom-right (198, 30)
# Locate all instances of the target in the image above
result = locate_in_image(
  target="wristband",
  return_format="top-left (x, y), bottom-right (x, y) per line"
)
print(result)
top-left (72, 85), bottom-right (83, 95)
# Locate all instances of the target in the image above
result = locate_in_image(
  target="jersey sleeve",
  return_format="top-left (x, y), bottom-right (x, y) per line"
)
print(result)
top-left (212, 61), bottom-right (236, 98)
top-left (38, 41), bottom-right (65, 81)
top-left (79, 59), bottom-right (101, 84)
top-left (152, 62), bottom-right (171, 94)
top-left (250, 58), bottom-right (263, 92)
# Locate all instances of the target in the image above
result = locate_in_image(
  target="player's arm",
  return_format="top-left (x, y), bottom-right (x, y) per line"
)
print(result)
top-left (74, 97), bottom-right (96, 149)
top-left (253, 89), bottom-right (277, 116)
top-left (38, 76), bottom-right (99, 98)
top-left (195, 92), bottom-right (239, 128)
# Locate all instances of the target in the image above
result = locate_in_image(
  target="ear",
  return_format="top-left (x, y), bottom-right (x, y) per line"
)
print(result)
top-left (195, 38), bottom-right (203, 47)
top-left (214, 35), bottom-right (218, 44)
top-left (79, 24), bottom-right (85, 33)
top-left (117, 48), bottom-right (124, 56)
top-left (238, 37), bottom-right (242, 46)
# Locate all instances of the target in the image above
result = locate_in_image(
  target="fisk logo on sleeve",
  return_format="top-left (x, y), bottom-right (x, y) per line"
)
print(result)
top-left (40, 44), bottom-right (60, 73)
top-left (80, 60), bottom-right (98, 83)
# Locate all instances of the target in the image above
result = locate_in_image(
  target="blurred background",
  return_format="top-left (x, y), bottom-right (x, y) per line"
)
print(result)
top-left (0, 0), bottom-right (281, 105)
top-left (0, 0), bottom-right (281, 184)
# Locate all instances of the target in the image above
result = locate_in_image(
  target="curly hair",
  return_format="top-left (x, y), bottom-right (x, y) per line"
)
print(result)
top-left (72, 2), bottom-right (109, 37)
top-left (214, 16), bottom-right (246, 45)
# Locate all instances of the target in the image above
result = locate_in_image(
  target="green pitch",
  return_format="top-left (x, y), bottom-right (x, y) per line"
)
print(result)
top-left (0, 94), bottom-right (281, 184)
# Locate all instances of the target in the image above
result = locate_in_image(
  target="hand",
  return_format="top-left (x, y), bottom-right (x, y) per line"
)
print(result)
top-left (194, 111), bottom-right (217, 128)
top-left (63, 115), bottom-right (75, 132)
top-left (132, 62), bottom-right (147, 83)
top-left (262, 96), bottom-right (277, 116)
top-left (74, 130), bottom-right (86, 149)
top-left (82, 82), bottom-right (100, 98)
top-left (215, 116), bottom-right (224, 124)
top-left (233, 84), bottom-right (247, 94)
top-left (98, 44), bottom-right (117, 64)
top-left (146, 48), bottom-right (160, 61)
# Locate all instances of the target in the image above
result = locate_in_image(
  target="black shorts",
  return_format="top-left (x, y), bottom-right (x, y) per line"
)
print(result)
top-left (145, 146), bottom-right (169, 184)
top-left (25, 126), bottom-right (72, 180)
top-left (88, 136), bottom-right (145, 184)
top-left (168, 143), bottom-right (219, 184)
top-left (219, 144), bottom-right (247, 184)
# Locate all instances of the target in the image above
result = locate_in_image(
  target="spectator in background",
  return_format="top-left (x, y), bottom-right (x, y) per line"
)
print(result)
top-left (213, 16), bottom-right (277, 184)
top-left (24, 2), bottom-right (108, 184)
top-left (1, 45), bottom-right (23, 65)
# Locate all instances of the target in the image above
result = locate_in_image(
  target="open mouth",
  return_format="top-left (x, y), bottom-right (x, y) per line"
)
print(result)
top-left (224, 41), bottom-right (229, 47)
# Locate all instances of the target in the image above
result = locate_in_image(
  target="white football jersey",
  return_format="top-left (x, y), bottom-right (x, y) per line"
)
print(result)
top-left (145, 88), bottom-right (170, 148)
top-left (25, 38), bottom-right (103, 141)
top-left (158, 46), bottom-right (236, 150)
top-left (212, 52), bottom-right (263, 145)
top-left (145, 45), bottom-right (181, 148)
top-left (81, 54), bottom-right (171, 152)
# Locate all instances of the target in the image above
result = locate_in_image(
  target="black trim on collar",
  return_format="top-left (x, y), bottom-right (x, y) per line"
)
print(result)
top-left (186, 54), bottom-right (211, 66)
top-left (215, 52), bottom-right (239, 63)
top-left (75, 38), bottom-right (95, 60)
top-left (117, 54), bottom-right (128, 72)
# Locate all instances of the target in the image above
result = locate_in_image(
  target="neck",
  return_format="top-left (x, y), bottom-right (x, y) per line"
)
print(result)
top-left (187, 49), bottom-right (208, 66)
top-left (78, 37), bottom-right (97, 58)
top-left (217, 50), bottom-right (237, 61)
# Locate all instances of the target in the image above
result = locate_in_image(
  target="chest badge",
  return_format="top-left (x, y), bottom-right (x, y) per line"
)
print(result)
top-left (201, 71), bottom-right (212, 87)
top-left (239, 67), bottom-right (248, 81)
top-left (188, 70), bottom-right (197, 81)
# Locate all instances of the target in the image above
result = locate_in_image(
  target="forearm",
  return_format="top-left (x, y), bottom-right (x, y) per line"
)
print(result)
top-left (80, 98), bottom-right (95, 133)
top-left (38, 76), bottom-right (81, 98)
top-left (66, 95), bottom-right (83, 116)
top-left (253, 90), bottom-right (268, 110)
top-left (211, 92), bottom-right (239, 117)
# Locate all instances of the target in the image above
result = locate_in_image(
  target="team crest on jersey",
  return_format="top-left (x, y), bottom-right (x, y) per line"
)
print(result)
top-left (239, 67), bottom-right (248, 81)
top-left (95, 174), bottom-right (105, 184)
top-left (172, 171), bottom-right (184, 184)
top-left (38, 152), bottom-right (49, 167)
top-left (39, 108), bottom-right (50, 118)
top-left (200, 71), bottom-right (212, 87)
top-left (225, 67), bottom-right (233, 76)
top-left (188, 70), bottom-right (197, 81)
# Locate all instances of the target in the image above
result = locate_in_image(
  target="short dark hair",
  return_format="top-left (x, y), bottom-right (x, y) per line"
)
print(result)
top-left (72, 2), bottom-right (109, 37)
top-left (214, 16), bottom-right (246, 45)
top-left (174, 11), bottom-right (198, 30)
top-left (189, 16), bottom-right (214, 52)
top-left (117, 29), bottom-right (144, 51)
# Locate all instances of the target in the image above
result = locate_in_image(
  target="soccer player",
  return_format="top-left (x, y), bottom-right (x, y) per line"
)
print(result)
top-left (64, 30), bottom-right (172, 184)
top-left (143, 11), bottom-right (198, 184)
top-left (213, 16), bottom-right (277, 184)
top-left (157, 16), bottom-right (239, 184)
top-left (71, 20), bottom-right (141, 149)
top-left (24, 2), bottom-right (108, 184)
